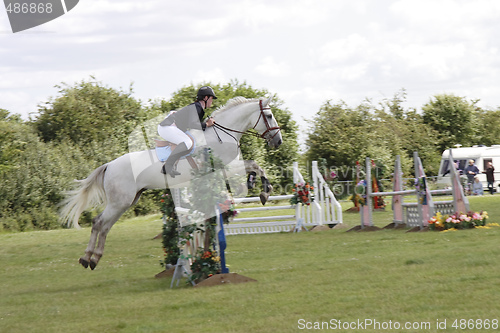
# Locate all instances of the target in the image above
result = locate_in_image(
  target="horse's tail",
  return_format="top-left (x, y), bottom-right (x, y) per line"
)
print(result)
top-left (60, 164), bottom-right (108, 229)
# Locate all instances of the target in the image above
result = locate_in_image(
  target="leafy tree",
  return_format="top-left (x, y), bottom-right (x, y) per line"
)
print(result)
top-left (0, 109), bottom-right (92, 231)
top-left (395, 109), bottom-right (441, 175)
top-left (474, 108), bottom-right (500, 146)
top-left (2, 77), bottom-right (167, 231)
top-left (32, 77), bottom-right (145, 164)
top-left (422, 94), bottom-right (477, 151)
top-left (0, 109), bottom-right (27, 174)
top-left (384, 88), bottom-right (407, 120)
top-left (306, 100), bottom-right (377, 180)
top-left (376, 94), bottom-right (441, 176)
top-left (306, 92), bottom-right (442, 183)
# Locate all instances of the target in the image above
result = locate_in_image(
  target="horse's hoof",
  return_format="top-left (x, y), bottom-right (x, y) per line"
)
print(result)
top-left (89, 260), bottom-right (97, 270)
top-left (259, 192), bottom-right (269, 205)
top-left (79, 258), bottom-right (89, 269)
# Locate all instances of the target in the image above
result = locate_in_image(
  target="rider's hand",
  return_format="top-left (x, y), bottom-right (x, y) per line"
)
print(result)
top-left (206, 117), bottom-right (215, 127)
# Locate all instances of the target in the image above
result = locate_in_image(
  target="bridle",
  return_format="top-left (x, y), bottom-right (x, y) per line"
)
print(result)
top-left (254, 100), bottom-right (281, 140)
top-left (213, 100), bottom-right (281, 144)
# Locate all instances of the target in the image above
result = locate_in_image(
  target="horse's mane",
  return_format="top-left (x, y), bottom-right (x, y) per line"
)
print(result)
top-left (211, 97), bottom-right (261, 116)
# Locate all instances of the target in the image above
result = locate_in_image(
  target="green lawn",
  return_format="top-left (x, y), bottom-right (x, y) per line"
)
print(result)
top-left (1, 196), bottom-right (499, 332)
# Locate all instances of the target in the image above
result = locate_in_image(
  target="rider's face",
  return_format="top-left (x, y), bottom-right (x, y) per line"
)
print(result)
top-left (205, 96), bottom-right (213, 109)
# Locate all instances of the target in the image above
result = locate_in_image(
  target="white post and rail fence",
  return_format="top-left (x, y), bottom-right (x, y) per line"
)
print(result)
top-left (225, 161), bottom-right (343, 235)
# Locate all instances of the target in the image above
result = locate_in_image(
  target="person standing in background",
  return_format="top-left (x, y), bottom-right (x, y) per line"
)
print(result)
top-left (464, 159), bottom-right (480, 189)
top-left (485, 161), bottom-right (495, 195)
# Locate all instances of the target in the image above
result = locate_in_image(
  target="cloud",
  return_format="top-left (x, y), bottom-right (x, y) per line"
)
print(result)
top-left (391, 0), bottom-right (500, 25)
top-left (255, 56), bottom-right (290, 77)
top-left (193, 68), bottom-right (227, 86)
top-left (1, 0), bottom-right (500, 129)
top-left (315, 34), bottom-right (371, 65)
top-left (240, 0), bottom-right (340, 29)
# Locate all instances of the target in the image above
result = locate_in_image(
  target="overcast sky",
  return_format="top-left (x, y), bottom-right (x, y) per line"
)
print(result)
top-left (1, 0), bottom-right (500, 137)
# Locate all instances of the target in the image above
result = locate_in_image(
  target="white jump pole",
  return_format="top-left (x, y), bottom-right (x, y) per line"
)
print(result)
top-left (392, 155), bottom-right (404, 226)
top-left (360, 157), bottom-right (373, 228)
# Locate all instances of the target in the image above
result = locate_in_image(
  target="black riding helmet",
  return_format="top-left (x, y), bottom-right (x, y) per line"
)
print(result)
top-left (197, 86), bottom-right (218, 100)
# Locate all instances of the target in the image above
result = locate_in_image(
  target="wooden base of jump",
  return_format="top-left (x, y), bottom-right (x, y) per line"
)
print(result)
top-left (155, 266), bottom-right (176, 279)
top-left (332, 223), bottom-right (350, 230)
top-left (155, 269), bottom-right (256, 288)
top-left (194, 273), bottom-right (257, 288)
top-left (309, 225), bottom-right (331, 232)
top-left (346, 225), bottom-right (382, 232)
top-left (383, 222), bottom-right (407, 230)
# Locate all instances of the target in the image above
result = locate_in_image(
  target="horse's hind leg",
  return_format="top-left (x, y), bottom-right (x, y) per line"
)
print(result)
top-left (88, 203), bottom-right (132, 270)
top-left (79, 214), bottom-right (102, 269)
top-left (89, 189), bottom-right (144, 269)
top-left (79, 189), bottom-right (141, 270)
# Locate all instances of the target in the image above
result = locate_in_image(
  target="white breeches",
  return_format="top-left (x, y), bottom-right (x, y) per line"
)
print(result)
top-left (157, 125), bottom-right (193, 149)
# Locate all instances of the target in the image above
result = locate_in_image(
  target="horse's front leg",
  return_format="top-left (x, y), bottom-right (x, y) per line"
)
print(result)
top-left (247, 171), bottom-right (257, 189)
top-left (259, 175), bottom-right (273, 205)
top-left (244, 160), bottom-right (273, 205)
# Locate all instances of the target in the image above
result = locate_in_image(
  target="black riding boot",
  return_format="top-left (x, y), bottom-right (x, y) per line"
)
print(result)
top-left (161, 142), bottom-right (189, 177)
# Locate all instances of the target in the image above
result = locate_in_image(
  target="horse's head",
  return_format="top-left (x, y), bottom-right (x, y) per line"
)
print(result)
top-left (251, 97), bottom-right (282, 149)
top-left (211, 97), bottom-right (282, 149)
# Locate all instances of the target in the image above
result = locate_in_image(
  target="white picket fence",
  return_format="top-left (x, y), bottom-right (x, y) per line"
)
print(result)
top-left (224, 161), bottom-right (343, 235)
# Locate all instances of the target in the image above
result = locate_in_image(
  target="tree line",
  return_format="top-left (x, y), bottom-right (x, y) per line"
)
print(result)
top-left (2, 79), bottom-right (499, 232)
top-left (306, 89), bottom-right (500, 182)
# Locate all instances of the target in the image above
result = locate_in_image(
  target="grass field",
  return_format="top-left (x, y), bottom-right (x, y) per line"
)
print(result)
top-left (1, 195), bottom-right (499, 332)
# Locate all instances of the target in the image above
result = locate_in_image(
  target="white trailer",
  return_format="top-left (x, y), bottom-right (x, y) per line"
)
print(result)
top-left (437, 145), bottom-right (500, 191)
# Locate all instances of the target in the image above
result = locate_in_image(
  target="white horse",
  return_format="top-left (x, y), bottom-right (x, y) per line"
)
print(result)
top-left (60, 97), bottom-right (282, 270)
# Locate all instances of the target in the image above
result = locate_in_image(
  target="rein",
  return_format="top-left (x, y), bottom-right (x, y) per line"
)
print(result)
top-left (212, 100), bottom-right (281, 144)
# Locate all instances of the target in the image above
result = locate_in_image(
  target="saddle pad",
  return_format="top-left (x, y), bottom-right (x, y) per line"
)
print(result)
top-left (155, 146), bottom-right (172, 162)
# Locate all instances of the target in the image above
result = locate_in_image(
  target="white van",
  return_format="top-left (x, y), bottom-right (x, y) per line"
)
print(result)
top-left (436, 145), bottom-right (500, 191)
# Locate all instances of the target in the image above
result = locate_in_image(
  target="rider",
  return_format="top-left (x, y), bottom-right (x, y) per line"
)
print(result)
top-left (158, 86), bottom-right (217, 177)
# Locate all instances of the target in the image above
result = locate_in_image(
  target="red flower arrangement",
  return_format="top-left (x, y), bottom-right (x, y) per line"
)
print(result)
top-left (290, 182), bottom-right (314, 205)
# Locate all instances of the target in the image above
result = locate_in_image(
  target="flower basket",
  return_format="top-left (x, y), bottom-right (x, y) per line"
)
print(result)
top-left (428, 211), bottom-right (488, 231)
top-left (290, 182), bottom-right (314, 206)
top-left (189, 249), bottom-right (221, 284)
